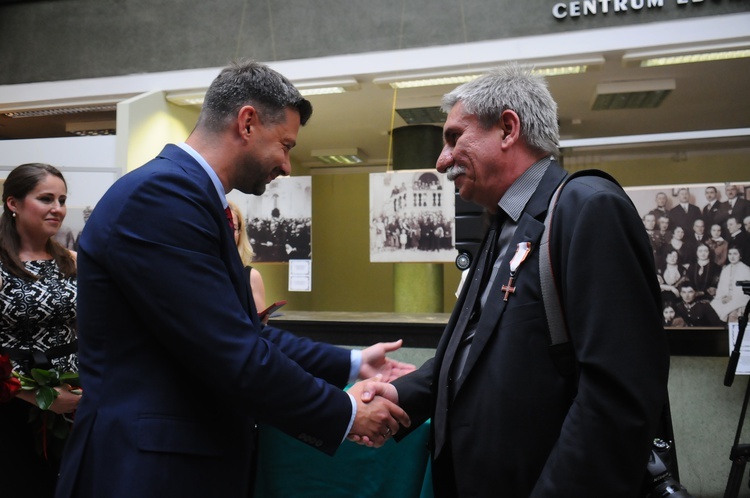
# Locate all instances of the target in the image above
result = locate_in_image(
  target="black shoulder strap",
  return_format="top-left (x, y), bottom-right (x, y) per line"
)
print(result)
top-left (539, 169), bottom-right (618, 375)
top-left (539, 169), bottom-right (680, 479)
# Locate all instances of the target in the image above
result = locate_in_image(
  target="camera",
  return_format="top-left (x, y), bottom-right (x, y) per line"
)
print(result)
top-left (643, 439), bottom-right (693, 498)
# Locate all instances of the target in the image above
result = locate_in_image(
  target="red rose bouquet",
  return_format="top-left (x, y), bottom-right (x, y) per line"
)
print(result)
top-left (12, 366), bottom-right (81, 458)
top-left (0, 353), bottom-right (21, 402)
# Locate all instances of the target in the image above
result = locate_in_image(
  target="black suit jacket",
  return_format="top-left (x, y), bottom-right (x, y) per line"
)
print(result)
top-left (727, 197), bottom-right (750, 224)
top-left (393, 162), bottom-right (669, 497)
top-left (702, 200), bottom-right (728, 231)
top-left (729, 230), bottom-right (750, 264)
top-left (669, 203), bottom-right (701, 235)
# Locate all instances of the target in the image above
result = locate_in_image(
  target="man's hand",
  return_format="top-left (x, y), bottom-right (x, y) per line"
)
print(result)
top-left (360, 339), bottom-right (416, 382)
top-left (347, 377), bottom-right (409, 448)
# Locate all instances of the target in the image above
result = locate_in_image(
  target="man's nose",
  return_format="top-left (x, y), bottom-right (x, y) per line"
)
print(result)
top-left (280, 160), bottom-right (292, 176)
top-left (435, 147), bottom-right (452, 173)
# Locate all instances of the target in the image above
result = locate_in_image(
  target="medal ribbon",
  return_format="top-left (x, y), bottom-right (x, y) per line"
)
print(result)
top-left (509, 241), bottom-right (532, 275)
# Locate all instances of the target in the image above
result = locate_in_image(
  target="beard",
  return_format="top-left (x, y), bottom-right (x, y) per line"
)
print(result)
top-left (234, 158), bottom-right (272, 196)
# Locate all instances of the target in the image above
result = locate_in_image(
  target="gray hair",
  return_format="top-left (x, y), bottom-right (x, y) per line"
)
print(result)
top-left (198, 59), bottom-right (312, 132)
top-left (441, 63), bottom-right (559, 156)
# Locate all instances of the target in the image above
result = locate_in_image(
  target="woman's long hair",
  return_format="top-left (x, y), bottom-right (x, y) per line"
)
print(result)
top-left (0, 163), bottom-right (77, 280)
top-left (229, 201), bottom-right (256, 267)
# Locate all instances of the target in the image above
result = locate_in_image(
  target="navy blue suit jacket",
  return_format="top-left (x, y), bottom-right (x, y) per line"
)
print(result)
top-left (56, 145), bottom-right (353, 498)
top-left (392, 161), bottom-right (669, 497)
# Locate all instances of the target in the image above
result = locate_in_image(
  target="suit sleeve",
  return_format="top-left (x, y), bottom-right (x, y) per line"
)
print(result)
top-left (260, 324), bottom-right (350, 388)
top-left (532, 178), bottom-right (670, 496)
top-left (96, 168), bottom-right (352, 455)
top-left (390, 357), bottom-right (436, 440)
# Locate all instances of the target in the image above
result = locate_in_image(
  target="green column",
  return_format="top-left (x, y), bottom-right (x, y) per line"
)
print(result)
top-left (391, 125), bottom-right (444, 313)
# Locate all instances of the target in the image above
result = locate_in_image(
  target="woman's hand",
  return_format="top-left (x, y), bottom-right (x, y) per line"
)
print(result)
top-left (48, 385), bottom-right (82, 414)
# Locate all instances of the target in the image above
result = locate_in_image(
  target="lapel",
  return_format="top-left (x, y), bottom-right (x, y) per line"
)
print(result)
top-left (156, 145), bottom-right (257, 324)
top-left (450, 161), bottom-right (567, 396)
top-left (434, 215), bottom-right (494, 362)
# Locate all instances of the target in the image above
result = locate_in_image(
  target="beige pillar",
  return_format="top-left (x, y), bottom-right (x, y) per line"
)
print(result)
top-left (391, 125), bottom-right (444, 313)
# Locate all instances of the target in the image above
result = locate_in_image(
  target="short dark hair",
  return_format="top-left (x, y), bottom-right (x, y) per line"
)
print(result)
top-left (678, 282), bottom-right (695, 292)
top-left (198, 60), bottom-right (312, 132)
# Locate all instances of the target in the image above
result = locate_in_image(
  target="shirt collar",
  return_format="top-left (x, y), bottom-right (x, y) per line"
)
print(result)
top-left (497, 156), bottom-right (551, 223)
top-left (176, 142), bottom-right (228, 209)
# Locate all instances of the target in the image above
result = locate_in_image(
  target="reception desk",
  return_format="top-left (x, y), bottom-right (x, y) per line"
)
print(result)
top-left (270, 311), bottom-right (727, 356)
top-left (255, 420), bottom-right (433, 498)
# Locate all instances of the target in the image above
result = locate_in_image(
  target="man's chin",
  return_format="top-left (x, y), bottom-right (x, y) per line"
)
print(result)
top-left (455, 179), bottom-right (471, 201)
top-left (236, 183), bottom-right (267, 196)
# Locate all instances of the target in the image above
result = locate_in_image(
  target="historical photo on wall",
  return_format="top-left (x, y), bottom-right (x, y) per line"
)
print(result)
top-left (369, 169), bottom-right (457, 263)
top-left (625, 181), bottom-right (750, 329)
top-left (228, 177), bottom-right (312, 263)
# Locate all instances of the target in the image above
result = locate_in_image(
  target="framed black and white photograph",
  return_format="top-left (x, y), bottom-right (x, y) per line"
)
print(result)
top-left (228, 177), bottom-right (312, 263)
top-left (369, 169), bottom-right (457, 263)
top-left (625, 181), bottom-right (750, 330)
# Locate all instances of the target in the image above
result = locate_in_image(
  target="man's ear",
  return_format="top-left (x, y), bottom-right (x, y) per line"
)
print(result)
top-left (499, 110), bottom-right (521, 146)
top-left (237, 105), bottom-right (257, 137)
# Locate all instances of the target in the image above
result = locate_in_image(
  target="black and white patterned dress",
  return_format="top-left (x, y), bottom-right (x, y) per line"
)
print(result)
top-left (0, 259), bottom-right (77, 498)
top-left (0, 259), bottom-right (77, 374)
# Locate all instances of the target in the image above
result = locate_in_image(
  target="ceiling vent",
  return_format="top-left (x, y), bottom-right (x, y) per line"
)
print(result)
top-left (591, 79), bottom-right (675, 110)
top-left (396, 106), bottom-right (446, 125)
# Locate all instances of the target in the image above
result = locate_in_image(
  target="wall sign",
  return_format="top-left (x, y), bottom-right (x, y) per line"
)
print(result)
top-left (553, 0), bottom-right (713, 20)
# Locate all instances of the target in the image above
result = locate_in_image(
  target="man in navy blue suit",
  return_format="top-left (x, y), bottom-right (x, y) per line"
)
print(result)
top-left (55, 60), bottom-right (412, 498)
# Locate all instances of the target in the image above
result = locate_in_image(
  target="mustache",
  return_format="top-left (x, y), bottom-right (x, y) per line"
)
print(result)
top-left (446, 165), bottom-right (466, 182)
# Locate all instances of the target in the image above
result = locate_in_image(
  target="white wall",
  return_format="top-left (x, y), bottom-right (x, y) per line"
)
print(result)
top-left (0, 135), bottom-right (119, 208)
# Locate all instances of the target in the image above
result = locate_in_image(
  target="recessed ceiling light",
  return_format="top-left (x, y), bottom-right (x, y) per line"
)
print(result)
top-left (311, 148), bottom-right (367, 165)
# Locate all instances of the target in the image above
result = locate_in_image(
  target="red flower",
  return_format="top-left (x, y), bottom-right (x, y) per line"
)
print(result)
top-left (0, 353), bottom-right (21, 402)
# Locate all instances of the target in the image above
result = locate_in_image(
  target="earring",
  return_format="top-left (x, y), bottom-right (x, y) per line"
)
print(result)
top-left (11, 212), bottom-right (16, 218)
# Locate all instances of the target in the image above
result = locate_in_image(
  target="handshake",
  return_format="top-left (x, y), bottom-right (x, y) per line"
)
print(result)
top-left (347, 374), bottom-right (407, 447)
top-left (345, 340), bottom-right (414, 448)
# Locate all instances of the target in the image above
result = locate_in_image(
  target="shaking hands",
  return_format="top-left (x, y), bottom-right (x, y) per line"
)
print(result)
top-left (347, 376), bottom-right (407, 447)
top-left (346, 339), bottom-right (415, 447)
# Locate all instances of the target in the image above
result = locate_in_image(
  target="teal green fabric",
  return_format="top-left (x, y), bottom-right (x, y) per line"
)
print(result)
top-left (255, 421), bottom-right (432, 497)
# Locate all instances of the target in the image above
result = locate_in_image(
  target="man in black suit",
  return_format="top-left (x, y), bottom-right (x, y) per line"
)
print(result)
top-left (354, 63), bottom-right (669, 497)
top-left (727, 215), bottom-right (750, 263)
top-left (702, 185), bottom-right (728, 233)
top-left (726, 184), bottom-right (750, 224)
top-left (649, 191), bottom-right (672, 229)
top-left (683, 218), bottom-right (708, 266)
top-left (669, 187), bottom-right (701, 237)
top-left (643, 212), bottom-right (663, 266)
